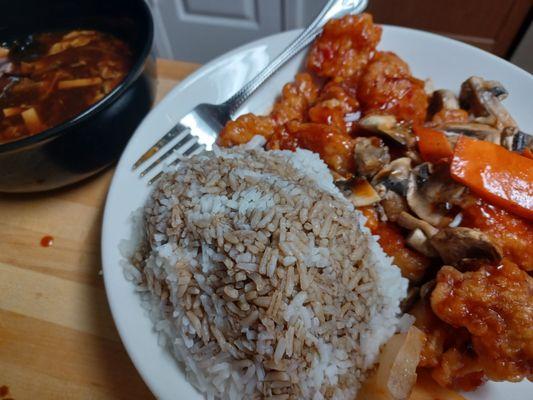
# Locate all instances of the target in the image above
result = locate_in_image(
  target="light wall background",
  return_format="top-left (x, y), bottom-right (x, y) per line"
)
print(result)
top-left (146, 0), bottom-right (532, 73)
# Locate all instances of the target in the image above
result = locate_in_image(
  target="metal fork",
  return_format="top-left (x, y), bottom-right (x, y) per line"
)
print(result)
top-left (133, 0), bottom-right (369, 184)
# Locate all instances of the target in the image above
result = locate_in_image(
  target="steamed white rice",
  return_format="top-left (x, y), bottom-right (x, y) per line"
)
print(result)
top-left (121, 144), bottom-right (407, 399)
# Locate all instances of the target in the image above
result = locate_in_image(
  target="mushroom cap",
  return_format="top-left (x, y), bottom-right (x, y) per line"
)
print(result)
top-left (429, 227), bottom-right (502, 266)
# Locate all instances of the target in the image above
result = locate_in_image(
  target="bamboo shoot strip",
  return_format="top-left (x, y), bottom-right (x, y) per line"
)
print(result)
top-left (21, 108), bottom-right (44, 134)
top-left (58, 77), bottom-right (102, 89)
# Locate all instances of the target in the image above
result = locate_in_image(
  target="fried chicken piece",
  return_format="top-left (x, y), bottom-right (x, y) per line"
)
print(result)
top-left (358, 51), bottom-right (428, 125)
top-left (365, 214), bottom-right (431, 282)
top-left (411, 299), bottom-right (450, 368)
top-left (430, 348), bottom-right (487, 391)
top-left (461, 197), bottom-right (533, 271)
top-left (411, 299), bottom-right (486, 391)
top-left (431, 261), bottom-right (533, 383)
top-left (268, 121), bottom-right (355, 176)
top-left (270, 72), bottom-right (319, 125)
top-left (308, 81), bottom-right (360, 133)
top-left (265, 125), bottom-right (298, 152)
top-left (219, 73), bottom-right (318, 147)
top-left (218, 113), bottom-right (276, 147)
top-left (307, 13), bottom-right (381, 79)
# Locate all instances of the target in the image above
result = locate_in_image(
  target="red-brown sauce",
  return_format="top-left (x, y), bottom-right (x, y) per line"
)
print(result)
top-left (0, 30), bottom-right (131, 144)
top-left (461, 197), bottom-right (533, 271)
top-left (40, 235), bottom-right (53, 247)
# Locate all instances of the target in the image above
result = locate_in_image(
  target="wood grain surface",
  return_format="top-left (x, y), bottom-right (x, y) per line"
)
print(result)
top-left (0, 59), bottom-right (199, 400)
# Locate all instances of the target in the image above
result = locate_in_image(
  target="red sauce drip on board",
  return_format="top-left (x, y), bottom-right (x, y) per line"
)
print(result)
top-left (0, 385), bottom-right (8, 397)
top-left (40, 235), bottom-right (53, 247)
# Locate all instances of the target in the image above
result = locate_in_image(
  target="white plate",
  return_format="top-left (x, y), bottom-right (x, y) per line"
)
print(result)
top-left (102, 26), bottom-right (533, 400)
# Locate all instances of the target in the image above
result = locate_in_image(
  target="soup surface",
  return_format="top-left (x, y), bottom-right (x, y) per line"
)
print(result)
top-left (0, 30), bottom-right (131, 144)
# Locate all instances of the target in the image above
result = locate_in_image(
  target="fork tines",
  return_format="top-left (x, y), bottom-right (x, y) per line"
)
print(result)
top-left (133, 116), bottom-right (209, 184)
top-left (132, 123), bottom-right (188, 170)
top-left (139, 131), bottom-right (197, 177)
top-left (147, 141), bottom-right (205, 185)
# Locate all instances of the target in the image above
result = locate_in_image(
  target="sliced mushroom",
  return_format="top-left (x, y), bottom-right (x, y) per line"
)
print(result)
top-left (358, 114), bottom-right (416, 147)
top-left (381, 190), bottom-right (409, 222)
top-left (448, 212), bottom-right (463, 228)
top-left (406, 164), bottom-right (465, 227)
top-left (349, 179), bottom-right (381, 207)
top-left (439, 121), bottom-right (532, 150)
top-left (437, 122), bottom-right (502, 145)
top-left (372, 157), bottom-right (412, 197)
top-left (424, 78), bottom-right (435, 96)
top-left (429, 89), bottom-right (460, 115)
top-left (472, 115), bottom-right (498, 126)
top-left (406, 228), bottom-right (438, 257)
top-left (406, 171), bottom-right (447, 227)
top-left (336, 178), bottom-right (381, 207)
top-left (501, 127), bottom-right (533, 152)
top-left (419, 279), bottom-right (436, 299)
top-left (429, 227), bottom-right (503, 265)
top-left (501, 126), bottom-right (519, 151)
top-left (331, 170), bottom-right (350, 184)
top-left (400, 285), bottom-right (420, 312)
top-left (459, 76), bottom-right (516, 129)
top-left (396, 211), bottom-right (439, 238)
top-left (480, 79), bottom-right (509, 100)
top-left (413, 162), bottom-right (432, 184)
top-left (353, 136), bottom-right (391, 179)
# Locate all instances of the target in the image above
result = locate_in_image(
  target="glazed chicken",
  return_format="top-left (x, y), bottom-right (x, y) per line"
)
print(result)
top-left (306, 13), bottom-right (382, 79)
top-left (358, 51), bottom-right (428, 125)
top-left (217, 12), bottom-right (533, 394)
top-left (432, 261), bottom-right (533, 385)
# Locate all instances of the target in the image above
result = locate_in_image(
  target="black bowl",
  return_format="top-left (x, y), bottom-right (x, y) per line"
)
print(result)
top-left (0, 0), bottom-right (156, 192)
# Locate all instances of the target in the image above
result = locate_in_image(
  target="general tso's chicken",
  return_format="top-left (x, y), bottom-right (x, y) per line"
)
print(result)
top-left (357, 51), bottom-right (428, 125)
top-left (308, 81), bottom-right (360, 132)
top-left (307, 13), bottom-right (381, 80)
top-left (270, 72), bottom-right (319, 125)
top-left (268, 121), bottom-right (355, 176)
top-left (411, 299), bottom-right (486, 391)
top-left (431, 262), bottom-right (533, 383)
top-left (461, 197), bottom-right (533, 271)
top-left (430, 348), bottom-right (487, 392)
top-left (218, 72), bottom-right (318, 147)
top-left (411, 299), bottom-right (450, 368)
top-left (217, 114), bottom-right (276, 147)
top-left (361, 207), bottom-right (431, 282)
top-left (216, 13), bottom-right (533, 398)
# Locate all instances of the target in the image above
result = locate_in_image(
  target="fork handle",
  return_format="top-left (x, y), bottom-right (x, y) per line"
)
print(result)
top-left (222, 0), bottom-right (369, 117)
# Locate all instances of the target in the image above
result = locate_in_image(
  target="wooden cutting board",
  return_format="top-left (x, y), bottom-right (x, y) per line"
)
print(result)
top-left (0, 59), bottom-right (198, 400)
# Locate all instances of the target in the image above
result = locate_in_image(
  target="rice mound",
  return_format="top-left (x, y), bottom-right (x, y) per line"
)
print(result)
top-left (125, 145), bottom-right (407, 400)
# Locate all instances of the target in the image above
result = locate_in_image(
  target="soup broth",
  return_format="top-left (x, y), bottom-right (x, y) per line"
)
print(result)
top-left (0, 30), bottom-right (131, 144)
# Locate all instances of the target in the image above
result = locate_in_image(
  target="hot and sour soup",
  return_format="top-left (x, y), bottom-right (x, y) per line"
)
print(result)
top-left (0, 30), bottom-right (131, 144)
